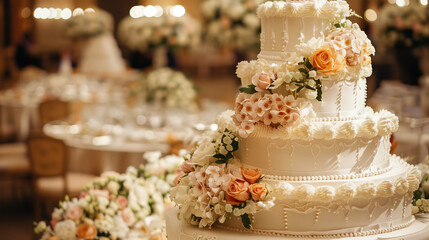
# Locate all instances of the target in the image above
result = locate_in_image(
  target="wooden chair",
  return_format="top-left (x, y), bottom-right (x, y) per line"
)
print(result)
top-left (38, 99), bottom-right (70, 126)
top-left (27, 134), bottom-right (95, 220)
top-left (0, 143), bottom-right (30, 204)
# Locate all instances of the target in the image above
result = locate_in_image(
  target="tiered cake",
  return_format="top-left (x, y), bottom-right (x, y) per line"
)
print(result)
top-left (167, 0), bottom-right (421, 239)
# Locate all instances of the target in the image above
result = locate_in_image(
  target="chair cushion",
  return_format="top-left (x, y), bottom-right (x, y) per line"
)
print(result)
top-left (0, 143), bottom-right (26, 155)
top-left (35, 172), bottom-right (96, 199)
top-left (0, 153), bottom-right (30, 175)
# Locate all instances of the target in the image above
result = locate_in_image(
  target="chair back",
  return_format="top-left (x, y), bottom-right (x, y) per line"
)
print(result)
top-left (27, 135), bottom-right (67, 178)
top-left (39, 99), bottom-right (69, 125)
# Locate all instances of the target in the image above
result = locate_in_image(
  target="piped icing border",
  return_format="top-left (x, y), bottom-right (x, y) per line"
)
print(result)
top-left (270, 156), bottom-right (420, 203)
top-left (264, 166), bottom-right (392, 182)
top-left (217, 216), bottom-right (415, 239)
top-left (246, 108), bottom-right (398, 140)
top-left (257, 0), bottom-right (351, 19)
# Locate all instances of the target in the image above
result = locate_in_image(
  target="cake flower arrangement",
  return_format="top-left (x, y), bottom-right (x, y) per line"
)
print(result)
top-left (201, 0), bottom-right (267, 53)
top-left (118, 15), bottom-right (200, 53)
top-left (171, 111), bottom-right (275, 229)
top-left (135, 68), bottom-right (198, 112)
top-left (235, 12), bottom-right (375, 137)
top-left (413, 155), bottom-right (429, 214)
top-left (34, 152), bottom-right (183, 240)
top-left (64, 9), bottom-right (113, 39)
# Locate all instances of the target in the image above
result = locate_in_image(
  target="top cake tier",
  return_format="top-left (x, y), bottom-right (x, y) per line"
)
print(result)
top-left (257, 0), bottom-right (350, 63)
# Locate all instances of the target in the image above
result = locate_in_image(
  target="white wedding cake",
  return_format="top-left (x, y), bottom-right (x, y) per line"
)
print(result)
top-left (78, 32), bottom-right (126, 76)
top-left (167, 0), bottom-right (422, 239)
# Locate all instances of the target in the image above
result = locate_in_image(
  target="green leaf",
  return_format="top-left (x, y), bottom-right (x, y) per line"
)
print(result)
top-left (213, 154), bottom-right (226, 160)
top-left (239, 84), bottom-right (257, 94)
top-left (305, 59), bottom-right (313, 70)
top-left (241, 213), bottom-right (252, 230)
top-left (299, 68), bottom-right (308, 74)
top-left (305, 85), bottom-right (316, 91)
top-left (316, 87), bottom-right (323, 102)
top-left (296, 85), bottom-right (305, 93)
top-left (414, 189), bottom-right (423, 201)
top-left (334, 23), bottom-right (342, 28)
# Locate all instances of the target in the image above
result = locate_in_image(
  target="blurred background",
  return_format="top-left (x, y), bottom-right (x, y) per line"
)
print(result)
top-left (0, 0), bottom-right (428, 239)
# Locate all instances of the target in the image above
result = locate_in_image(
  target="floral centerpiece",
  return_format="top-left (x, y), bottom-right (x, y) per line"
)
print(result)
top-left (377, 1), bottom-right (429, 51)
top-left (133, 68), bottom-right (198, 112)
top-left (412, 155), bottom-right (429, 214)
top-left (34, 152), bottom-right (184, 240)
top-left (117, 15), bottom-right (200, 53)
top-left (201, 0), bottom-right (267, 53)
top-left (170, 111), bottom-right (275, 229)
top-left (234, 12), bottom-right (374, 137)
top-left (64, 9), bottom-right (113, 39)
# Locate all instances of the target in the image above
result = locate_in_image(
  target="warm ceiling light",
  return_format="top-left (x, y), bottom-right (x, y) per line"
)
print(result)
top-left (144, 5), bottom-right (157, 17)
top-left (130, 5), bottom-right (144, 18)
top-left (61, 8), bottom-right (72, 20)
top-left (364, 9), bottom-right (377, 22)
top-left (73, 8), bottom-right (84, 16)
top-left (170, 5), bottom-right (185, 17)
top-left (421, 0), bottom-right (428, 5)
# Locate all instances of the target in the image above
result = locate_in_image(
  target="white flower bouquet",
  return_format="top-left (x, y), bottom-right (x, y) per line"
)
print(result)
top-left (135, 68), bottom-right (198, 111)
top-left (64, 10), bottom-right (113, 39)
top-left (34, 152), bottom-right (183, 240)
top-left (377, 1), bottom-right (429, 51)
top-left (201, 0), bottom-right (267, 53)
top-left (170, 111), bottom-right (275, 229)
top-left (118, 15), bottom-right (200, 53)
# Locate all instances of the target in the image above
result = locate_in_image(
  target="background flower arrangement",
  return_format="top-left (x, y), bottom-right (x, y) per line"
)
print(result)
top-left (377, 1), bottom-right (429, 51)
top-left (132, 68), bottom-right (198, 112)
top-left (34, 152), bottom-right (183, 240)
top-left (118, 15), bottom-right (200, 53)
top-left (170, 111), bottom-right (275, 229)
top-left (64, 10), bottom-right (113, 39)
top-left (201, 0), bottom-right (267, 53)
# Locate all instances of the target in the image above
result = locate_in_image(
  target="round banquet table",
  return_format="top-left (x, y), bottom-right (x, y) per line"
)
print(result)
top-left (43, 122), bottom-right (172, 175)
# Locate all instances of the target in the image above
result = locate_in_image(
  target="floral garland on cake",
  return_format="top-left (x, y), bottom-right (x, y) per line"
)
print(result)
top-left (64, 10), bottom-right (113, 39)
top-left (118, 15), bottom-right (200, 53)
top-left (234, 13), bottom-right (375, 138)
top-left (34, 152), bottom-right (183, 240)
top-left (377, 1), bottom-right (429, 51)
top-left (412, 155), bottom-right (429, 214)
top-left (133, 68), bottom-right (198, 111)
top-left (170, 111), bottom-right (275, 229)
top-left (201, 0), bottom-right (268, 53)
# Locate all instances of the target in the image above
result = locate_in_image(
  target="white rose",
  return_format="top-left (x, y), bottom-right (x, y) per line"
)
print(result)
top-left (54, 220), bottom-right (76, 240)
top-left (304, 89), bottom-right (317, 100)
top-left (110, 216), bottom-right (129, 239)
top-left (192, 136), bottom-right (216, 165)
top-left (107, 181), bottom-right (120, 194)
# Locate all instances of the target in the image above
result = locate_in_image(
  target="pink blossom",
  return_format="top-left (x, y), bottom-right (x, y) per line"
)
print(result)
top-left (180, 160), bottom-right (195, 173)
top-left (89, 189), bottom-right (109, 199)
top-left (65, 205), bottom-right (83, 221)
top-left (117, 196), bottom-right (128, 210)
top-left (121, 208), bottom-right (136, 226)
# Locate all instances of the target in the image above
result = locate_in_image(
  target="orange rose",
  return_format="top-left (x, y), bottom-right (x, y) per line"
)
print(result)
top-left (76, 224), bottom-right (97, 240)
top-left (241, 168), bottom-right (261, 184)
top-left (257, 73), bottom-right (272, 90)
top-left (226, 178), bottom-right (250, 204)
top-left (249, 183), bottom-right (268, 201)
top-left (309, 48), bottom-right (345, 74)
top-left (48, 237), bottom-right (60, 240)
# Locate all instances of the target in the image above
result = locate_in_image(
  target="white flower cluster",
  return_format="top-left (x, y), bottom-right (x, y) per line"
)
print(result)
top-left (138, 68), bottom-right (198, 111)
top-left (413, 155), bottom-right (429, 214)
top-left (34, 152), bottom-right (180, 240)
top-left (64, 10), bottom-right (113, 39)
top-left (171, 124), bottom-right (274, 229)
top-left (118, 15), bottom-right (200, 52)
top-left (234, 93), bottom-right (301, 138)
top-left (202, 0), bottom-right (267, 52)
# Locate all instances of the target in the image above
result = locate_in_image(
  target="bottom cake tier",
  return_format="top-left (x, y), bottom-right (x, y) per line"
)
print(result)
top-left (167, 156), bottom-right (421, 239)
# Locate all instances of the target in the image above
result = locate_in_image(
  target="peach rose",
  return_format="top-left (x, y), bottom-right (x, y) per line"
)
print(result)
top-left (48, 237), bottom-right (60, 240)
top-left (249, 183), bottom-right (268, 201)
top-left (76, 224), bottom-right (97, 240)
top-left (65, 205), bottom-right (83, 221)
top-left (226, 178), bottom-right (250, 204)
top-left (257, 73), bottom-right (272, 90)
top-left (241, 168), bottom-right (261, 184)
top-left (309, 48), bottom-right (345, 74)
top-left (149, 232), bottom-right (167, 240)
top-left (121, 208), bottom-right (136, 226)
